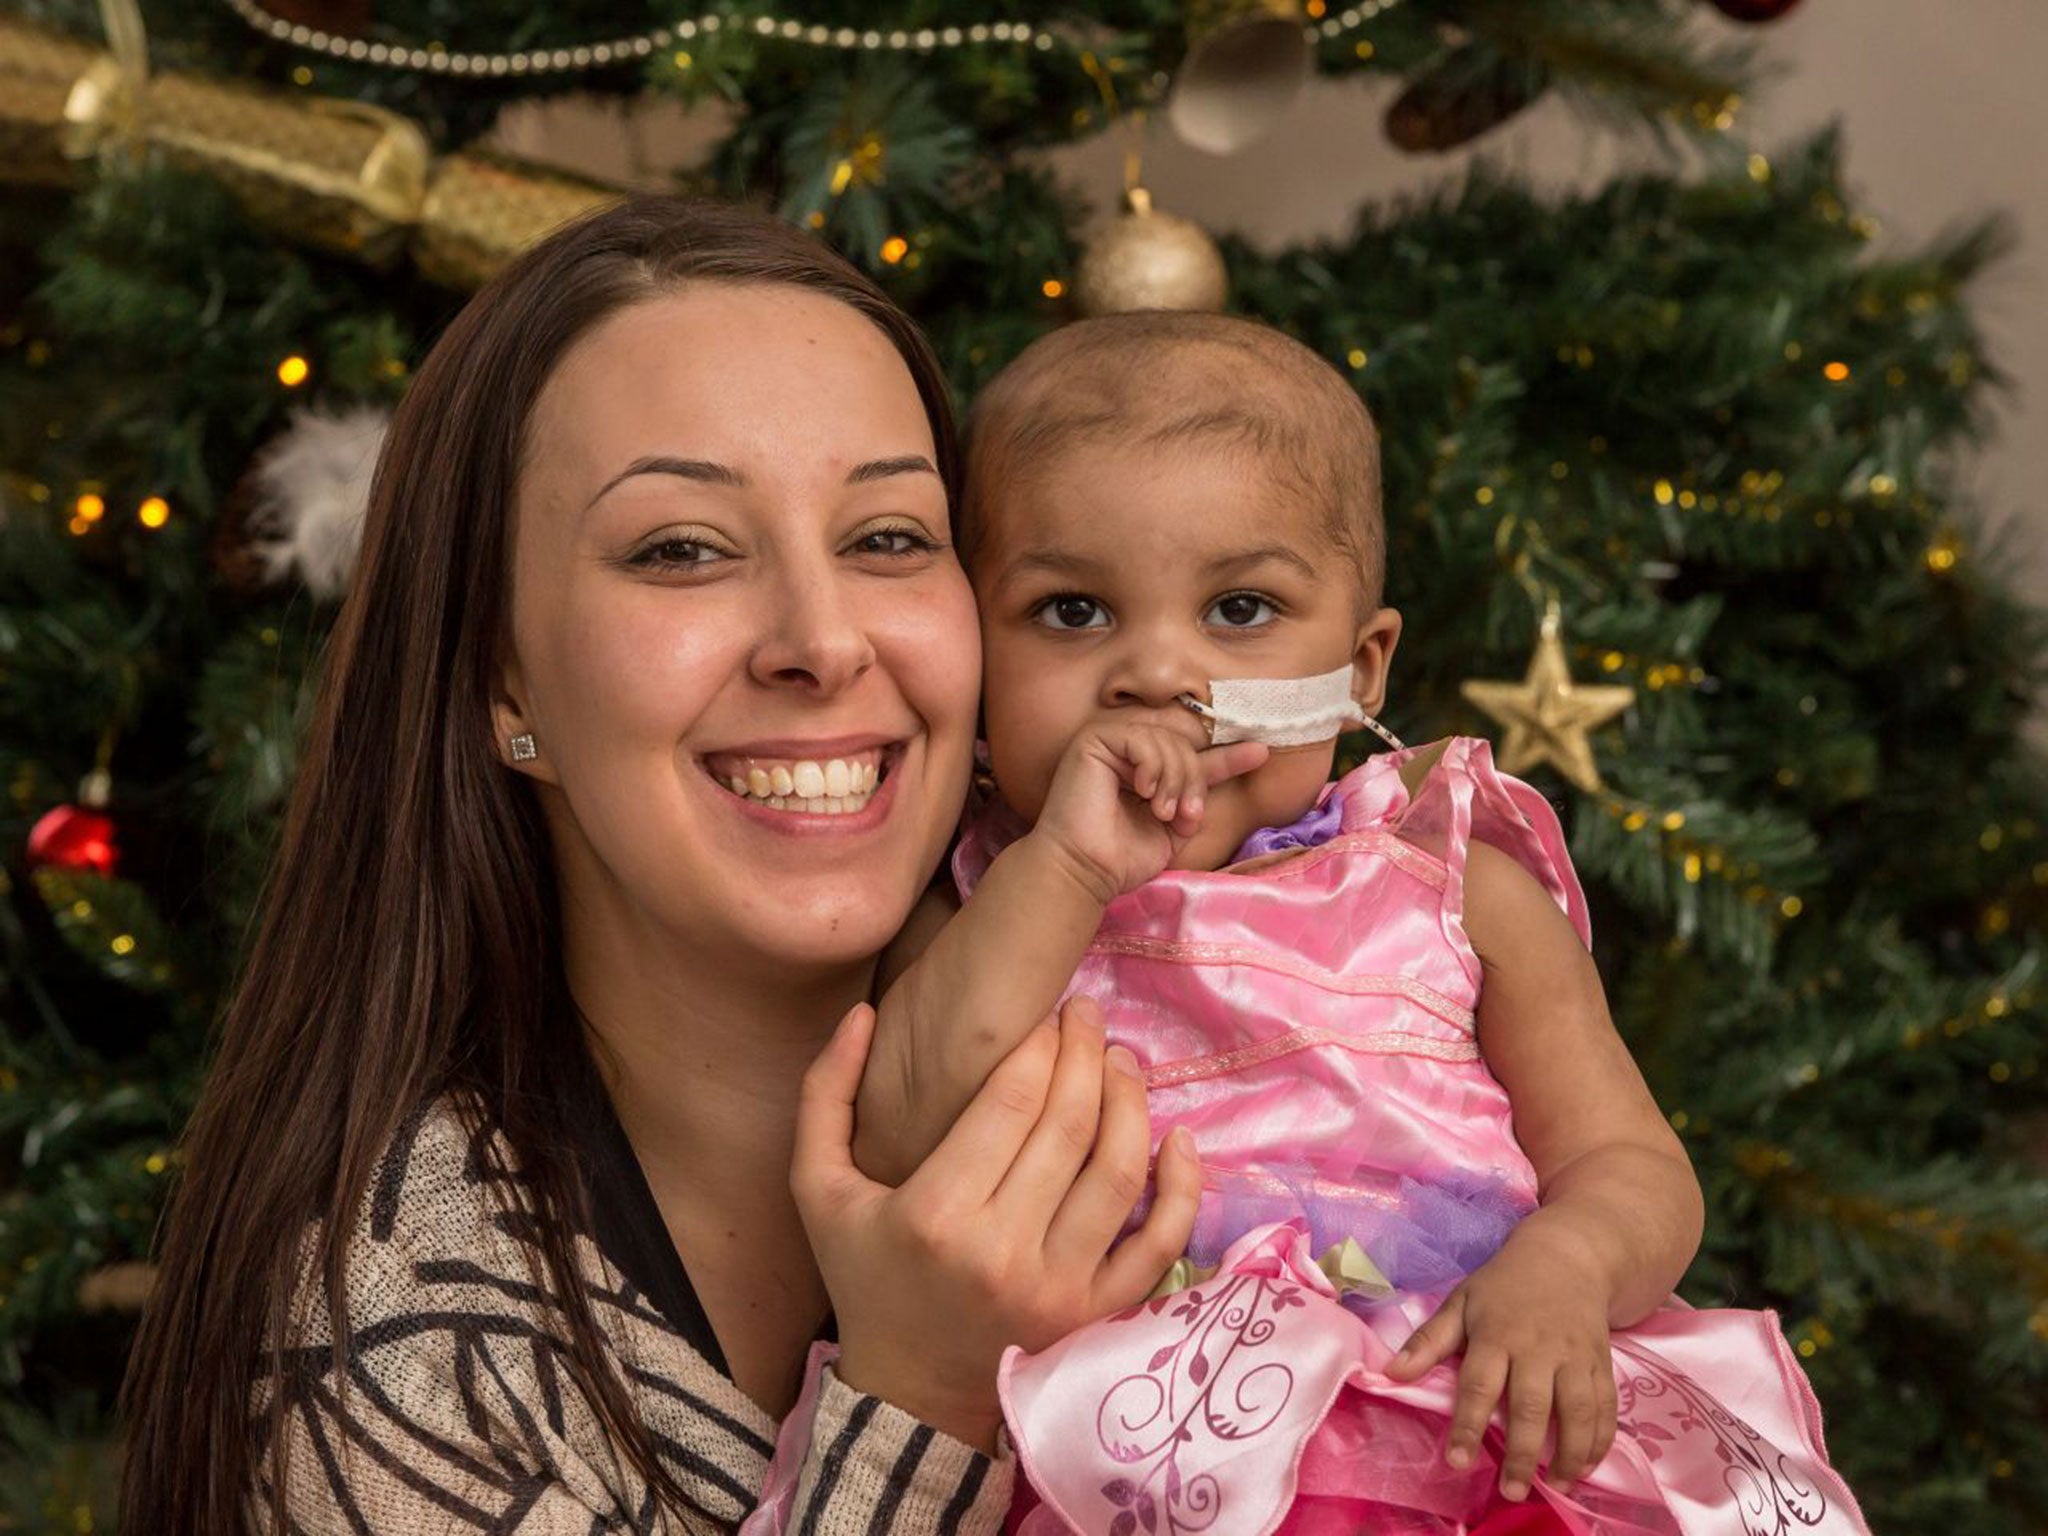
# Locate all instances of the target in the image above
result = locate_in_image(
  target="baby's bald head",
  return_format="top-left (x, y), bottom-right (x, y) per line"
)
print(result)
top-left (962, 312), bottom-right (1384, 609)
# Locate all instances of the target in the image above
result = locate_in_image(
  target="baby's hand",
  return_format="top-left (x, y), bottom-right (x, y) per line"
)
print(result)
top-left (1031, 722), bottom-right (1267, 903)
top-left (1383, 1224), bottom-right (1619, 1501)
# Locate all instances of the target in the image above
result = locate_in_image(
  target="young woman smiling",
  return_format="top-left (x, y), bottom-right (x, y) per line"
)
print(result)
top-left (119, 199), bottom-right (1200, 1535)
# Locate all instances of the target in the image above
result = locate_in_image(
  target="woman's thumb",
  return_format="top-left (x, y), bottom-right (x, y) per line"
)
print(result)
top-left (792, 1002), bottom-right (877, 1198)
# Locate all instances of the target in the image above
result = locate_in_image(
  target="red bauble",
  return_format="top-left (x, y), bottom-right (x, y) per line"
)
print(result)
top-left (25, 804), bottom-right (120, 876)
top-left (1706, 0), bottom-right (1804, 21)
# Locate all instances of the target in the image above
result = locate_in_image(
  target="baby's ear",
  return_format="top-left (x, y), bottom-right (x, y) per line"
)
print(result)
top-left (1351, 607), bottom-right (1403, 716)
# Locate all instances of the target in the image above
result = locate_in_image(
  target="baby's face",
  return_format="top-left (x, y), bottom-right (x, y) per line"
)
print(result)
top-left (974, 437), bottom-right (1398, 871)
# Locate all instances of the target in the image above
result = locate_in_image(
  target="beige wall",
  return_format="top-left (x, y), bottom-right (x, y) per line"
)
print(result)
top-left (497, 2), bottom-right (2045, 582)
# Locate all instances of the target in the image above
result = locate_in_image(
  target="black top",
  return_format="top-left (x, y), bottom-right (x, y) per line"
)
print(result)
top-left (567, 1047), bottom-right (833, 1383)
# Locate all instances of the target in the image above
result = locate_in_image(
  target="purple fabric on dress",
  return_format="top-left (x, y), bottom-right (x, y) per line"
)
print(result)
top-left (1184, 1167), bottom-right (1524, 1291)
top-left (1232, 791), bottom-right (1346, 862)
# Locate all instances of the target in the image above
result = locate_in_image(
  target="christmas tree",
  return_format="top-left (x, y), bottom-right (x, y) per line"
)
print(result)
top-left (2, 0), bottom-right (2044, 1529)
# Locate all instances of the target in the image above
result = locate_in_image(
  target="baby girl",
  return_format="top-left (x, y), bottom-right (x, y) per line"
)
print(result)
top-left (852, 313), bottom-right (1868, 1536)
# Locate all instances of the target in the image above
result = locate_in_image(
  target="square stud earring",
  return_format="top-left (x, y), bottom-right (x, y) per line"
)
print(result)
top-left (509, 733), bottom-right (538, 763)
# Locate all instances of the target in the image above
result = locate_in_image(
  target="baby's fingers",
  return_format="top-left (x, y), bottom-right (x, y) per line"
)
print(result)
top-left (1163, 749), bottom-right (1196, 831)
top-left (1199, 740), bottom-right (1270, 788)
top-left (1175, 741), bottom-right (1266, 831)
top-left (1387, 1291), bottom-right (1466, 1380)
top-left (1122, 731), bottom-right (1165, 801)
top-left (1442, 1339), bottom-right (1504, 1473)
top-left (1497, 1359), bottom-right (1556, 1501)
top-left (1148, 737), bottom-right (1201, 824)
top-left (1591, 1357), bottom-right (1618, 1471)
top-left (1546, 1366), bottom-right (1602, 1487)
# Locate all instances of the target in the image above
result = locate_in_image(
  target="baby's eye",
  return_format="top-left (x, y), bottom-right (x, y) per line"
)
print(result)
top-left (1034, 594), bottom-right (1110, 631)
top-left (1206, 591), bottom-right (1278, 628)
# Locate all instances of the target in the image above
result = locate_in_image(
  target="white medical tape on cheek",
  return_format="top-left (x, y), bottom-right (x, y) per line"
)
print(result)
top-left (1177, 664), bottom-right (1364, 748)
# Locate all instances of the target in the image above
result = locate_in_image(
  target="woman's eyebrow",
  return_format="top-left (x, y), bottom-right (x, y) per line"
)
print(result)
top-left (845, 454), bottom-right (940, 484)
top-left (584, 456), bottom-right (743, 510)
top-left (585, 453), bottom-right (937, 510)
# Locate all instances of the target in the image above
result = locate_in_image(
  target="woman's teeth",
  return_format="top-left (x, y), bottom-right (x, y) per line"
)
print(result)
top-left (720, 756), bottom-right (882, 815)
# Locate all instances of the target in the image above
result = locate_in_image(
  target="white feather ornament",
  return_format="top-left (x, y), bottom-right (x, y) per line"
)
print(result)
top-left (248, 405), bottom-right (390, 600)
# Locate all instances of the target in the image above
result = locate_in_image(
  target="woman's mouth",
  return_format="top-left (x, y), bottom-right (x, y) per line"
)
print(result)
top-left (701, 745), bottom-right (897, 817)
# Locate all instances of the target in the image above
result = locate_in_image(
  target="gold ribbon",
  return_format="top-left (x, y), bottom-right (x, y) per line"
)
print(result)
top-left (1148, 1236), bottom-right (1395, 1301)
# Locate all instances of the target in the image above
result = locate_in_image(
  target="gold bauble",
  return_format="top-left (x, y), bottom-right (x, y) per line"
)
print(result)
top-left (1167, 0), bottom-right (1311, 155)
top-left (1074, 186), bottom-right (1228, 317)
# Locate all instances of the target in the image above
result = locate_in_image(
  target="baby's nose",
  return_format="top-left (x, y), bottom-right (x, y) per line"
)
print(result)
top-left (1101, 646), bottom-right (1205, 713)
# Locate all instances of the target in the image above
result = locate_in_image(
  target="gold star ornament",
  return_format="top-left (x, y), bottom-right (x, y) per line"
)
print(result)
top-left (1461, 601), bottom-right (1635, 793)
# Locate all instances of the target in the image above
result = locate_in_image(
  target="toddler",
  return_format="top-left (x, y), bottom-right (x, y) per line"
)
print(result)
top-left (855, 314), bottom-right (1868, 1536)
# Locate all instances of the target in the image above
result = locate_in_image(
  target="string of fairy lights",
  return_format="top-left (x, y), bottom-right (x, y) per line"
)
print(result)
top-left (219, 0), bottom-right (1407, 78)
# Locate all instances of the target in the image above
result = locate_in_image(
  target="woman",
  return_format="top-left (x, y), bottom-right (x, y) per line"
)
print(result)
top-left (119, 198), bottom-right (1201, 1534)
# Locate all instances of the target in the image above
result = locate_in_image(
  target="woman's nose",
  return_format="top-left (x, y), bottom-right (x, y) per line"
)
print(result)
top-left (749, 561), bottom-right (876, 696)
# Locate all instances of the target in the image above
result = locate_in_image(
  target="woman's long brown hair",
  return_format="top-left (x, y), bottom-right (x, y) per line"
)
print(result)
top-left (119, 196), bottom-right (960, 1534)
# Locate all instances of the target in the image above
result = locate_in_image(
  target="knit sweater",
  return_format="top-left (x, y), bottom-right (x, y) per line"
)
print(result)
top-left (256, 1099), bottom-right (1015, 1534)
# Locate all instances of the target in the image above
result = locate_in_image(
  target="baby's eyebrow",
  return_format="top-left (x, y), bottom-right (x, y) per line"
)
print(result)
top-left (998, 548), bottom-right (1100, 582)
top-left (1202, 544), bottom-right (1321, 581)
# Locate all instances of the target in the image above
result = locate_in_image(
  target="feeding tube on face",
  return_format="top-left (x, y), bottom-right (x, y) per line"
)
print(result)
top-left (1179, 664), bottom-right (1404, 751)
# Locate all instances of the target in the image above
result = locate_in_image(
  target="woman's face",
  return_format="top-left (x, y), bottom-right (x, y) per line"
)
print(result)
top-left (498, 285), bottom-right (979, 976)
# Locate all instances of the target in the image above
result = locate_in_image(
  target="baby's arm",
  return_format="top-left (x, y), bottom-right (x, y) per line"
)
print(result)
top-left (1388, 841), bottom-right (1703, 1498)
top-left (852, 727), bottom-right (1266, 1188)
top-left (1465, 841), bottom-right (1703, 1319)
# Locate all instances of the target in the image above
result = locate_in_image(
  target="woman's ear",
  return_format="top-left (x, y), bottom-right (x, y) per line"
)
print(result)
top-left (1351, 607), bottom-right (1403, 717)
top-left (490, 655), bottom-right (559, 784)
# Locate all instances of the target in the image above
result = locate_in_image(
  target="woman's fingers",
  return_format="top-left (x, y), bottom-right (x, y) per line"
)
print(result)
top-left (1039, 1030), bottom-right (1152, 1268)
top-left (1094, 1125), bottom-right (1202, 1309)
top-left (989, 999), bottom-right (1109, 1225)
top-left (790, 1002), bottom-right (879, 1215)
top-left (900, 1015), bottom-right (1060, 1212)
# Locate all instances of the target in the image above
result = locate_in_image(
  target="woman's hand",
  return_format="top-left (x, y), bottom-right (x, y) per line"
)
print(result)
top-left (1382, 1223), bottom-right (1619, 1500)
top-left (792, 993), bottom-right (1201, 1452)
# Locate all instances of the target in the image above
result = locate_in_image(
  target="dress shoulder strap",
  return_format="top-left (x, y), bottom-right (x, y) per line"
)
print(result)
top-left (1384, 736), bottom-right (1592, 987)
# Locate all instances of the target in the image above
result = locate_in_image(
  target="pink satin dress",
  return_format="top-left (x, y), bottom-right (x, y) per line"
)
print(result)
top-left (955, 738), bottom-right (1868, 1536)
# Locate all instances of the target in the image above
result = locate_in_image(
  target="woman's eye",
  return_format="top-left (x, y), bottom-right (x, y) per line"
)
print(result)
top-left (1207, 592), bottom-right (1278, 628)
top-left (631, 537), bottom-right (726, 569)
top-left (1035, 595), bottom-right (1109, 631)
top-left (852, 528), bottom-right (935, 557)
